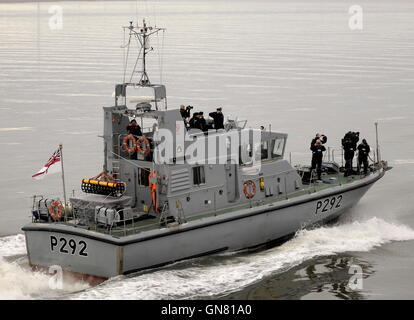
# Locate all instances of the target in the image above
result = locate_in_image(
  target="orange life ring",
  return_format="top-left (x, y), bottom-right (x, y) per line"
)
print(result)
top-left (149, 171), bottom-right (158, 213)
top-left (137, 136), bottom-right (151, 155)
top-left (122, 135), bottom-right (137, 154)
top-left (49, 200), bottom-right (64, 220)
top-left (243, 180), bottom-right (256, 199)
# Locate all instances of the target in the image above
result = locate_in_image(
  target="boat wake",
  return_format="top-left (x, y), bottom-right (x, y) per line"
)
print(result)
top-left (0, 235), bottom-right (89, 300)
top-left (1, 216), bottom-right (414, 300)
top-left (70, 216), bottom-right (414, 300)
top-left (0, 234), bottom-right (27, 258)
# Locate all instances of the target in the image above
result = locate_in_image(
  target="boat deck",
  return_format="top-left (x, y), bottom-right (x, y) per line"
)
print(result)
top-left (62, 169), bottom-right (371, 238)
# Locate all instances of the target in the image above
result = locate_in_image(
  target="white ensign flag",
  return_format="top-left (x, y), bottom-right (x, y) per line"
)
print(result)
top-left (32, 148), bottom-right (61, 180)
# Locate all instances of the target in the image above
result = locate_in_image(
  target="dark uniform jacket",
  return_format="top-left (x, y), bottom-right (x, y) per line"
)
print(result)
top-left (310, 135), bottom-right (327, 147)
top-left (127, 124), bottom-right (142, 136)
top-left (180, 108), bottom-right (190, 119)
top-left (196, 117), bottom-right (207, 132)
top-left (310, 145), bottom-right (326, 161)
top-left (189, 116), bottom-right (197, 128)
top-left (342, 132), bottom-right (359, 151)
top-left (357, 143), bottom-right (370, 159)
top-left (209, 111), bottom-right (224, 130)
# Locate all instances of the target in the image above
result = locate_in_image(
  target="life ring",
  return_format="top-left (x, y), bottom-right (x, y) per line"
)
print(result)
top-left (49, 200), bottom-right (64, 220)
top-left (137, 136), bottom-right (151, 155)
top-left (149, 171), bottom-right (158, 213)
top-left (243, 180), bottom-right (256, 199)
top-left (122, 135), bottom-right (137, 154)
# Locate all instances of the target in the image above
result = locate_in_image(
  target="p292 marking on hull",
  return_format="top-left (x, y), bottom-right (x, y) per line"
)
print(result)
top-left (315, 195), bottom-right (343, 214)
top-left (50, 235), bottom-right (88, 257)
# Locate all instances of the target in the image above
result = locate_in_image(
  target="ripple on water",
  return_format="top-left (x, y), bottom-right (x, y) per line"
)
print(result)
top-left (69, 217), bottom-right (414, 300)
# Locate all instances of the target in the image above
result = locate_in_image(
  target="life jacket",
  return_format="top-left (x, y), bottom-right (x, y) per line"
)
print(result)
top-left (149, 171), bottom-right (158, 213)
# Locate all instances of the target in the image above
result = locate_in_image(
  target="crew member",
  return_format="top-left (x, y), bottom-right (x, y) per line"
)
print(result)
top-left (125, 119), bottom-right (142, 160)
top-left (357, 139), bottom-right (370, 175)
top-left (196, 112), bottom-right (208, 132)
top-left (342, 131), bottom-right (359, 177)
top-left (180, 105), bottom-right (188, 129)
top-left (189, 112), bottom-right (198, 129)
top-left (310, 133), bottom-right (327, 147)
top-left (127, 119), bottom-right (142, 136)
top-left (209, 107), bottom-right (224, 130)
top-left (353, 132), bottom-right (360, 149)
top-left (310, 139), bottom-right (326, 181)
top-left (180, 105), bottom-right (193, 121)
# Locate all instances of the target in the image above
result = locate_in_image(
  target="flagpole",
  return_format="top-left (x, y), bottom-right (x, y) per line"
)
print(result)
top-left (59, 144), bottom-right (67, 206)
top-left (375, 122), bottom-right (380, 164)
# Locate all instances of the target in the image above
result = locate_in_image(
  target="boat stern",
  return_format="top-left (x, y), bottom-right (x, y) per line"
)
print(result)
top-left (22, 223), bottom-right (123, 281)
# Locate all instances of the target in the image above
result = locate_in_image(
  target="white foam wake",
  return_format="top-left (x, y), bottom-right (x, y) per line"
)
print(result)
top-left (0, 258), bottom-right (89, 300)
top-left (0, 257), bottom-right (54, 300)
top-left (71, 217), bottom-right (414, 300)
top-left (0, 234), bottom-right (89, 299)
top-left (0, 234), bottom-right (27, 258)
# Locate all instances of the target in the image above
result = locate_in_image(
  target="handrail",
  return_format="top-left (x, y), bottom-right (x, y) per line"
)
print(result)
top-left (241, 168), bottom-right (297, 182)
top-left (35, 167), bottom-right (379, 236)
top-left (169, 184), bottom-right (225, 197)
top-left (107, 168), bottom-right (298, 235)
top-left (110, 150), bottom-right (152, 172)
top-left (108, 157), bottom-right (382, 235)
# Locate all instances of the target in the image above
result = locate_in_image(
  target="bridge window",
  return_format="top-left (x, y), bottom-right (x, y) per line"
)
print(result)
top-left (261, 141), bottom-right (269, 160)
top-left (193, 166), bottom-right (205, 185)
top-left (239, 143), bottom-right (253, 165)
top-left (138, 168), bottom-right (150, 186)
top-left (271, 138), bottom-right (285, 158)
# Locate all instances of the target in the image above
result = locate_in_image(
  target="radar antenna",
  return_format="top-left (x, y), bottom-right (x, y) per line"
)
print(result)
top-left (116, 20), bottom-right (167, 110)
top-left (123, 19), bottom-right (165, 86)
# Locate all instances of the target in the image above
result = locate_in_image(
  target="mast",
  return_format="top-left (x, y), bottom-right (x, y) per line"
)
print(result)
top-left (123, 19), bottom-right (165, 86)
top-left (375, 122), bottom-right (380, 163)
top-left (141, 20), bottom-right (148, 84)
top-left (116, 20), bottom-right (167, 110)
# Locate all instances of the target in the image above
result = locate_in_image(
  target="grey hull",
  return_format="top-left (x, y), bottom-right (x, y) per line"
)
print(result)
top-left (23, 170), bottom-right (384, 279)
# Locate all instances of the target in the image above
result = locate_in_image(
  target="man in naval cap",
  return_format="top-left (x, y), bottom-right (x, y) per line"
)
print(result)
top-left (357, 138), bottom-right (371, 175)
top-left (196, 112), bottom-right (208, 132)
top-left (189, 112), bottom-right (198, 129)
top-left (310, 139), bottom-right (326, 182)
top-left (310, 133), bottom-right (327, 148)
top-left (209, 107), bottom-right (224, 130)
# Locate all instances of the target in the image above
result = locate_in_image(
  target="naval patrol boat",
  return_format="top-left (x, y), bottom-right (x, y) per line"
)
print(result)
top-left (23, 21), bottom-right (389, 283)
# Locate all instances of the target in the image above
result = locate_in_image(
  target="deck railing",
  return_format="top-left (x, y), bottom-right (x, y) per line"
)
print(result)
top-left (30, 148), bottom-right (381, 237)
